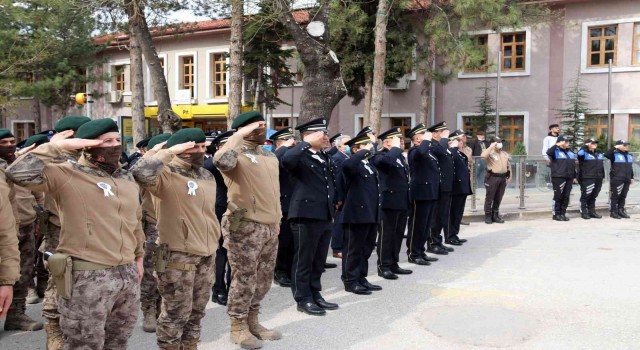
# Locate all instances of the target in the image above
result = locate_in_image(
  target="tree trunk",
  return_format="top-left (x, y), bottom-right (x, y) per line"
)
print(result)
top-left (276, 0), bottom-right (347, 124)
top-left (33, 98), bottom-right (42, 133)
top-left (369, 0), bottom-right (389, 134)
top-left (416, 41), bottom-right (435, 125)
top-left (125, 0), bottom-right (180, 133)
top-left (129, 20), bottom-right (146, 146)
top-left (228, 0), bottom-right (244, 127)
top-left (362, 72), bottom-right (373, 127)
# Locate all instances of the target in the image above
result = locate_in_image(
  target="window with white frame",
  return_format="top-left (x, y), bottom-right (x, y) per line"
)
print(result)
top-left (501, 32), bottom-right (526, 71)
top-left (14, 122), bottom-right (35, 141)
top-left (210, 52), bottom-right (227, 98)
top-left (112, 65), bottom-right (127, 92)
top-left (633, 23), bottom-right (640, 66)
top-left (178, 54), bottom-right (195, 99)
top-left (588, 25), bottom-right (617, 67)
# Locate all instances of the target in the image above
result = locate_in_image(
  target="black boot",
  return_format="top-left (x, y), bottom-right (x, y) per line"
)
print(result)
top-left (484, 214), bottom-right (493, 224)
top-left (619, 207), bottom-right (630, 219)
top-left (553, 214), bottom-right (563, 221)
top-left (492, 211), bottom-right (504, 224)
top-left (588, 205), bottom-right (602, 219)
top-left (610, 204), bottom-right (621, 219)
top-left (580, 204), bottom-right (591, 220)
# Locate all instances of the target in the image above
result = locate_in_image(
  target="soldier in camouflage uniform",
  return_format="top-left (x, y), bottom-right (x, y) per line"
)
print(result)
top-left (213, 111), bottom-right (282, 350)
top-left (138, 133), bottom-right (170, 333)
top-left (36, 116), bottom-right (90, 349)
top-left (0, 140), bottom-right (20, 322)
top-left (132, 128), bottom-right (220, 350)
top-left (7, 119), bottom-right (144, 349)
top-left (0, 129), bottom-right (45, 331)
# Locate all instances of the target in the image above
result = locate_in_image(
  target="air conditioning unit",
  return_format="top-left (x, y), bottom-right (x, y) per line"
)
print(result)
top-left (176, 89), bottom-right (192, 101)
top-left (105, 91), bottom-right (123, 103)
top-left (386, 76), bottom-right (410, 90)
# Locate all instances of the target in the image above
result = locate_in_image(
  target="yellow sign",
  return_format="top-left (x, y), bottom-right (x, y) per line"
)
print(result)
top-left (144, 104), bottom-right (252, 120)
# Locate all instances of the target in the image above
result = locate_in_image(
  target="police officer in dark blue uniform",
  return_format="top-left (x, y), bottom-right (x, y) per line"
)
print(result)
top-left (327, 133), bottom-right (343, 156)
top-left (446, 130), bottom-right (471, 245)
top-left (546, 135), bottom-right (576, 221)
top-left (283, 118), bottom-right (339, 316)
top-left (406, 123), bottom-right (439, 266)
top-left (204, 130), bottom-right (234, 305)
top-left (340, 131), bottom-right (382, 295)
top-left (577, 138), bottom-right (605, 219)
top-left (371, 127), bottom-right (412, 280)
top-left (605, 139), bottom-right (634, 219)
top-left (270, 127), bottom-right (296, 287)
top-left (427, 122), bottom-right (455, 255)
top-left (330, 133), bottom-right (351, 259)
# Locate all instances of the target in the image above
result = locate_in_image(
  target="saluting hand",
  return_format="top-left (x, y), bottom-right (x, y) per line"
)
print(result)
top-left (50, 130), bottom-right (74, 142)
top-left (53, 137), bottom-right (104, 151)
top-left (169, 141), bottom-right (196, 155)
top-left (283, 138), bottom-right (295, 147)
top-left (421, 132), bottom-right (432, 142)
top-left (15, 144), bottom-right (36, 156)
top-left (303, 131), bottom-right (325, 146)
top-left (152, 141), bottom-right (167, 152)
top-left (489, 142), bottom-right (497, 149)
top-left (390, 136), bottom-right (401, 149)
top-left (442, 129), bottom-right (450, 138)
top-left (236, 121), bottom-right (263, 137)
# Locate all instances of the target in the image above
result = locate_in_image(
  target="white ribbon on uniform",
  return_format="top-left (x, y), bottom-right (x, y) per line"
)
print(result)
top-left (96, 182), bottom-right (115, 197)
top-left (187, 181), bottom-right (199, 196)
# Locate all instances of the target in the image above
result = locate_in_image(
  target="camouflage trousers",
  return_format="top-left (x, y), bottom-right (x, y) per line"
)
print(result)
top-left (58, 263), bottom-right (140, 350)
top-left (8, 222), bottom-right (36, 313)
top-left (41, 222), bottom-right (61, 319)
top-left (222, 217), bottom-right (278, 320)
top-left (141, 224), bottom-right (161, 315)
top-left (156, 251), bottom-right (215, 348)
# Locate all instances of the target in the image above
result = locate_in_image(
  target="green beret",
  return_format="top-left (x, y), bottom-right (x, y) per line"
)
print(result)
top-left (24, 134), bottom-right (49, 148)
top-left (148, 133), bottom-right (171, 149)
top-left (54, 116), bottom-right (91, 132)
top-left (75, 118), bottom-right (119, 139)
top-left (0, 128), bottom-right (14, 140)
top-left (231, 111), bottom-right (265, 129)
top-left (166, 128), bottom-right (206, 148)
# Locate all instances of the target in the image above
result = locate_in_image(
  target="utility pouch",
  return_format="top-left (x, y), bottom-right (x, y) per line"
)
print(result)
top-left (48, 253), bottom-right (72, 300)
top-left (227, 201), bottom-right (247, 233)
top-left (153, 243), bottom-right (169, 273)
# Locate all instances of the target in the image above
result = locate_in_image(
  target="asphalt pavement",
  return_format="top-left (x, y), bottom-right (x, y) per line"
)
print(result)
top-left (2, 214), bottom-right (640, 349)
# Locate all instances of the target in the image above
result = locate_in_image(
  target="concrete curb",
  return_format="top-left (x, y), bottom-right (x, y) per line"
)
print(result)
top-left (463, 204), bottom-right (640, 222)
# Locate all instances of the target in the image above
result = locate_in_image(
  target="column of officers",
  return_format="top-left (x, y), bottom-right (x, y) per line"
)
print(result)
top-left (1, 113), bottom-right (634, 350)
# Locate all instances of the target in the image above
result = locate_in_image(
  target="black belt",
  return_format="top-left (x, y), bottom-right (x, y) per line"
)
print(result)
top-left (488, 171), bottom-right (508, 178)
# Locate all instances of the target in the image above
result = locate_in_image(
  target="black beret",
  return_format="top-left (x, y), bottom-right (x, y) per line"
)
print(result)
top-left (75, 118), bottom-right (119, 139)
top-left (0, 128), bottom-right (14, 140)
top-left (269, 127), bottom-right (294, 141)
top-left (231, 111), bottom-right (265, 129)
top-left (378, 127), bottom-right (402, 140)
top-left (136, 137), bottom-right (151, 149)
top-left (148, 133), bottom-right (171, 149)
top-left (24, 134), bottom-right (49, 148)
top-left (212, 131), bottom-right (234, 145)
top-left (329, 133), bottom-right (343, 143)
top-left (427, 121), bottom-right (448, 132)
top-left (166, 128), bottom-right (206, 148)
top-left (406, 124), bottom-right (427, 138)
top-left (295, 118), bottom-right (328, 132)
top-left (54, 116), bottom-right (91, 132)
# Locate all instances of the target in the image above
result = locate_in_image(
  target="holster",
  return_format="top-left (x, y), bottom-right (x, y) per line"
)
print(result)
top-left (48, 253), bottom-right (73, 300)
top-left (153, 243), bottom-right (169, 273)
top-left (227, 201), bottom-right (247, 233)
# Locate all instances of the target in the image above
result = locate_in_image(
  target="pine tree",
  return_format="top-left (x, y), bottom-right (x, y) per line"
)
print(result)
top-left (512, 141), bottom-right (527, 156)
top-left (472, 81), bottom-right (497, 137)
top-left (556, 74), bottom-right (592, 149)
top-left (243, 5), bottom-right (296, 111)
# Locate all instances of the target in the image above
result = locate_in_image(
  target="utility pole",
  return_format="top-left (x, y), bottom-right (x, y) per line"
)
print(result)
top-left (495, 51), bottom-right (501, 137)
top-left (607, 58), bottom-right (612, 149)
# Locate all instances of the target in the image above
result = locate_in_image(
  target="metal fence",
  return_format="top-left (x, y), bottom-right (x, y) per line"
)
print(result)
top-left (465, 153), bottom-right (640, 214)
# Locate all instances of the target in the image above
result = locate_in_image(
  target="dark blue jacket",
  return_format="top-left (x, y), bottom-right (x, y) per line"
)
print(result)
top-left (282, 141), bottom-right (335, 221)
top-left (203, 156), bottom-right (228, 221)
top-left (274, 146), bottom-right (295, 214)
top-left (577, 147), bottom-right (605, 180)
top-left (547, 145), bottom-right (576, 178)
top-left (451, 148), bottom-right (472, 195)
top-left (430, 138), bottom-right (454, 193)
top-left (331, 151), bottom-right (349, 203)
top-left (340, 149), bottom-right (381, 224)
top-left (371, 147), bottom-right (409, 211)
top-left (604, 148), bottom-right (634, 181)
top-left (408, 140), bottom-right (440, 201)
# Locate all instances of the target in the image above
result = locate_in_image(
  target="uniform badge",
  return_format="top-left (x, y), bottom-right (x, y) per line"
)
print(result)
top-left (362, 160), bottom-right (374, 174)
top-left (245, 154), bottom-right (258, 164)
top-left (396, 158), bottom-right (403, 166)
top-left (96, 182), bottom-right (114, 197)
top-left (312, 154), bottom-right (325, 163)
top-left (187, 181), bottom-right (199, 196)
